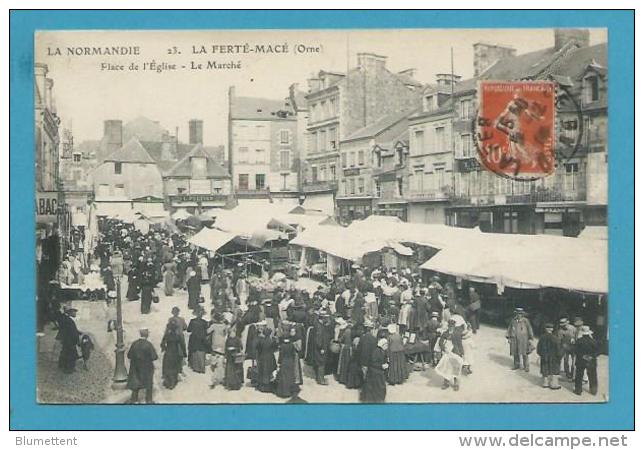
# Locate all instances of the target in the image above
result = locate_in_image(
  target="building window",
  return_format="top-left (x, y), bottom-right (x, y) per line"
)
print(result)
top-left (460, 99), bottom-right (472, 119)
top-left (349, 178), bottom-right (356, 195)
top-left (280, 150), bottom-right (290, 170)
top-left (358, 150), bottom-right (365, 166)
top-left (329, 128), bottom-right (337, 150)
top-left (358, 177), bottom-right (365, 194)
top-left (341, 180), bottom-right (346, 195)
top-left (311, 166), bottom-right (318, 182)
top-left (434, 127), bottom-right (446, 152)
top-left (114, 162), bottom-right (122, 174)
top-left (414, 169), bottom-right (424, 192)
top-left (583, 76), bottom-right (600, 104)
top-left (330, 164), bottom-right (336, 180)
top-left (320, 166), bottom-right (327, 181)
top-left (73, 153), bottom-right (81, 163)
top-left (564, 162), bottom-right (579, 191)
top-left (238, 147), bottom-right (249, 163)
top-left (319, 130), bottom-right (327, 152)
top-left (280, 130), bottom-right (290, 144)
top-left (460, 134), bottom-right (472, 158)
top-left (423, 94), bottom-right (435, 112)
top-left (434, 166), bottom-right (445, 191)
top-left (281, 174), bottom-right (288, 191)
top-left (255, 148), bottom-right (267, 164)
top-left (310, 132), bottom-right (318, 153)
top-left (397, 177), bottom-right (404, 197)
top-left (255, 125), bottom-right (267, 139)
top-left (349, 152), bottom-right (356, 167)
top-left (396, 147), bottom-right (404, 166)
top-left (414, 130), bottom-right (424, 155)
top-left (320, 101), bottom-right (327, 119)
top-left (255, 174), bottom-right (266, 190)
top-left (503, 211), bottom-right (519, 234)
top-left (341, 152), bottom-right (347, 168)
top-left (375, 180), bottom-right (381, 197)
top-left (238, 174), bottom-right (249, 190)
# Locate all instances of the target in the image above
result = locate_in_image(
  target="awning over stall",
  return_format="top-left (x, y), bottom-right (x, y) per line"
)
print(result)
top-left (188, 228), bottom-right (236, 253)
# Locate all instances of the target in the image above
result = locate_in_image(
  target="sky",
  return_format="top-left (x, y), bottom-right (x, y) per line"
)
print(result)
top-left (35, 29), bottom-right (607, 146)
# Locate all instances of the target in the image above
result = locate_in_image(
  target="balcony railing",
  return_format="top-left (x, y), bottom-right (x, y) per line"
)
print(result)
top-left (302, 180), bottom-right (338, 193)
top-left (450, 186), bottom-right (586, 206)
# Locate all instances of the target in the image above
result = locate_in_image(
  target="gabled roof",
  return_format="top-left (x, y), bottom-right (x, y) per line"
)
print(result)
top-left (103, 137), bottom-right (155, 164)
top-left (408, 98), bottom-right (454, 121)
top-left (551, 43), bottom-right (607, 80)
top-left (164, 144), bottom-right (230, 179)
top-left (230, 96), bottom-right (294, 121)
top-left (342, 108), bottom-right (418, 143)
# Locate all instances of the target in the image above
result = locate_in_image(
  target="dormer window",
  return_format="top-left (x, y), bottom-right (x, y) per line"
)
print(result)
top-left (583, 75), bottom-right (600, 104)
top-left (72, 153), bottom-right (81, 163)
top-left (423, 94), bottom-right (436, 112)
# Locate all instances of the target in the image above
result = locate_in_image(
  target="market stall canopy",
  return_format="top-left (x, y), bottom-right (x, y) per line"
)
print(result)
top-left (172, 209), bottom-right (192, 221)
top-left (421, 233), bottom-right (608, 294)
top-left (215, 203), bottom-right (296, 237)
top-left (188, 228), bottom-right (236, 253)
top-left (247, 229), bottom-right (290, 248)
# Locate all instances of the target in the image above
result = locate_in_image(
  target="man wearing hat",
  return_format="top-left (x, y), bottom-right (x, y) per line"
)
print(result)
top-left (306, 311), bottom-right (332, 385)
top-left (574, 325), bottom-right (599, 396)
top-left (127, 328), bottom-right (158, 404)
top-left (536, 323), bottom-right (562, 390)
top-left (555, 317), bottom-right (577, 380)
top-left (356, 319), bottom-right (378, 379)
top-left (506, 308), bottom-right (534, 372)
top-left (56, 305), bottom-right (81, 374)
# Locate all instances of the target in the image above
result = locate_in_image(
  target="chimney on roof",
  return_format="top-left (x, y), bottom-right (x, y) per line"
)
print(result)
top-left (189, 119), bottom-right (204, 145)
top-left (554, 29), bottom-right (590, 51)
top-left (472, 42), bottom-right (516, 77)
top-left (436, 73), bottom-right (462, 86)
top-left (103, 120), bottom-right (123, 154)
top-left (307, 77), bottom-right (322, 93)
top-left (357, 53), bottom-right (387, 72)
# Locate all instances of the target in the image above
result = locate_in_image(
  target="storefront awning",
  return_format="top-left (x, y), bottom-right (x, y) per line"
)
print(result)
top-left (188, 228), bottom-right (236, 253)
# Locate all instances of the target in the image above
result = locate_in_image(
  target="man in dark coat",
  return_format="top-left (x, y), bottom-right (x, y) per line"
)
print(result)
top-left (506, 308), bottom-right (534, 372)
top-left (574, 325), bottom-right (599, 396)
top-left (536, 322), bottom-right (562, 390)
top-left (309, 313), bottom-right (331, 385)
top-left (57, 306), bottom-right (80, 374)
top-left (356, 320), bottom-right (378, 379)
top-left (127, 328), bottom-right (158, 404)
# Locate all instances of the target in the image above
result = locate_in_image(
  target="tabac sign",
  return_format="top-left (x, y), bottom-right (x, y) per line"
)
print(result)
top-left (35, 191), bottom-right (60, 224)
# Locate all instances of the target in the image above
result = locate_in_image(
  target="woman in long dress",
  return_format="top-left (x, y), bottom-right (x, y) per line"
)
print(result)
top-left (275, 336), bottom-right (301, 398)
top-left (387, 324), bottom-right (409, 385)
top-left (162, 260), bottom-right (176, 297)
top-left (345, 335), bottom-right (364, 389)
top-left (336, 324), bottom-right (353, 385)
top-left (186, 268), bottom-right (201, 311)
top-left (126, 268), bottom-right (139, 301)
top-left (187, 308), bottom-right (209, 373)
top-left (223, 330), bottom-right (244, 390)
top-left (161, 321), bottom-right (186, 389)
top-left (360, 338), bottom-right (389, 403)
top-left (255, 328), bottom-right (277, 393)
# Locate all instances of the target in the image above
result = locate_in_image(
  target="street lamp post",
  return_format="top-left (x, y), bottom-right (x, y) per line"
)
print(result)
top-left (110, 251), bottom-right (128, 388)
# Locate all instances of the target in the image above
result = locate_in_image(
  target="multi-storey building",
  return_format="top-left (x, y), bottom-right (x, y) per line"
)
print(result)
top-left (372, 130), bottom-right (410, 221)
top-left (228, 87), bottom-right (301, 205)
top-left (406, 76), bottom-right (460, 224)
top-left (336, 109), bottom-right (415, 223)
top-left (35, 63), bottom-right (63, 286)
top-left (303, 54), bottom-right (423, 216)
top-left (445, 29), bottom-right (607, 236)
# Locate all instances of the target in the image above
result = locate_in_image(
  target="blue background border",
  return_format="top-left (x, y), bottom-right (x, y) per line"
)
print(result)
top-left (9, 10), bottom-right (634, 430)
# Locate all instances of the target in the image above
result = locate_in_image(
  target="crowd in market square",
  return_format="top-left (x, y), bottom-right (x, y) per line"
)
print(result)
top-left (47, 217), bottom-right (602, 404)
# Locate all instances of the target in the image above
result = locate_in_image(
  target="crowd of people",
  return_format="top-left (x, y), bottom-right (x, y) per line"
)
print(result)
top-left (49, 217), bottom-right (602, 403)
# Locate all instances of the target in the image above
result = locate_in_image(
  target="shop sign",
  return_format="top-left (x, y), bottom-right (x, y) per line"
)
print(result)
top-left (36, 191), bottom-right (60, 223)
top-left (344, 168), bottom-right (361, 176)
top-left (171, 194), bottom-right (225, 203)
top-left (458, 158), bottom-right (480, 172)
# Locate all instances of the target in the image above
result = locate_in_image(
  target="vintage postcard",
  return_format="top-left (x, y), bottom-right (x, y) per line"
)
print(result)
top-left (32, 27), bottom-right (611, 407)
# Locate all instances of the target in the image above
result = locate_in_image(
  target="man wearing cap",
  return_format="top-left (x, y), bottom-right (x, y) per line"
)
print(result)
top-left (57, 306), bottom-right (81, 374)
top-left (536, 323), bottom-right (562, 390)
top-left (126, 328), bottom-right (158, 404)
top-left (574, 325), bottom-right (599, 396)
top-left (555, 317), bottom-right (576, 380)
top-left (506, 308), bottom-right (534, 372)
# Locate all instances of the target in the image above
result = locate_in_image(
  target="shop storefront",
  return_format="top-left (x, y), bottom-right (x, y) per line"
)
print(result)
top-left (336, 197), bottom-right (375, 223)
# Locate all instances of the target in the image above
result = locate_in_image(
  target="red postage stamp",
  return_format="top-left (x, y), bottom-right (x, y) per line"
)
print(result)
top-left (476, 80), bottom-right (556, 180)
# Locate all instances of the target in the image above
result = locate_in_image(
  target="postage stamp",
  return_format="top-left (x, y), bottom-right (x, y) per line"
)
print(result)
top-left (476, 80), bottom-right (556, 180)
